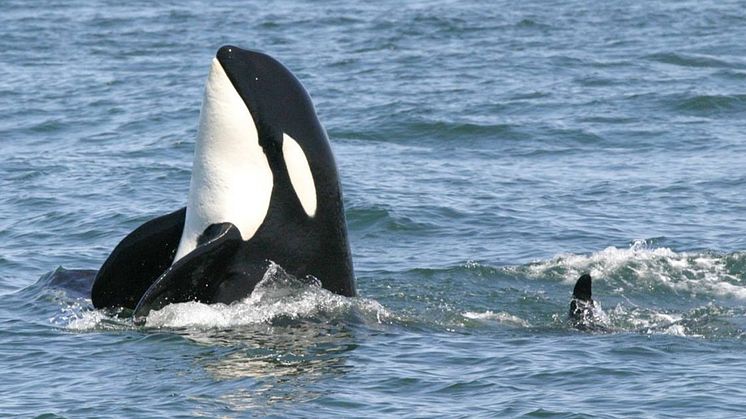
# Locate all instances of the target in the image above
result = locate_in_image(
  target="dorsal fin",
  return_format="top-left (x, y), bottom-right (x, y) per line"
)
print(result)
top-left (572, 273), bottom-right (592, 301)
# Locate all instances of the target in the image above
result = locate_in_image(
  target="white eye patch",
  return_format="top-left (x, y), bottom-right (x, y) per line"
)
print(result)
top-left (282, 133), bottom-right (317, 217)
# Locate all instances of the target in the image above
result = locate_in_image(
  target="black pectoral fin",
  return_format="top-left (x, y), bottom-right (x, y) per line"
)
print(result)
top-left (133, 222), bottom-right (246, 320)
top-left (91, 208), bottom-right (186, 310)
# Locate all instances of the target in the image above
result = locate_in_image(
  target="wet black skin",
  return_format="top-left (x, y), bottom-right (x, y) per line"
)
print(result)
top-left (91, 208), bottom-right (185, 310)
top-left (569, 273), bottom-right (607, 332)
top-left (91, 46), bottom-right (356, 319)
top-left (569, 273), bottom-right (593, 319)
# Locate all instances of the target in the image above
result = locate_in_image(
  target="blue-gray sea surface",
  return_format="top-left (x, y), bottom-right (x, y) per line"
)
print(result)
top-left (2, 0), bottom-right (746, 417)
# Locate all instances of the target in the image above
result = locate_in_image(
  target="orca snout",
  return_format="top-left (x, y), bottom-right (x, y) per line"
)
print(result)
top-left (216, 45), bottom-right (238, 62)
top-left (216, 45), bottom-right (247, 74)
top-left (216, 45), bottom-right (268, 72)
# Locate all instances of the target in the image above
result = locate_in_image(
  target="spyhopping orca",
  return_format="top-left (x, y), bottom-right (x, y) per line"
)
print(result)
top-left (91, 46), bottom-right (356, 320)
top-left (569, 273), bottom-right (596, 327)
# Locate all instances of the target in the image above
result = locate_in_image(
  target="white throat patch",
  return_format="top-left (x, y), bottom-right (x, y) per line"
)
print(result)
top-left (282, 133), bottom-right (317, 217)
top-left (173, 58), bottom-right (273, 262)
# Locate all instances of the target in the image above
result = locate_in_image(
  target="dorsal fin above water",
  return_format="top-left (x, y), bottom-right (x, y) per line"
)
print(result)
top-left (573, 273), bottom-right (592, 302)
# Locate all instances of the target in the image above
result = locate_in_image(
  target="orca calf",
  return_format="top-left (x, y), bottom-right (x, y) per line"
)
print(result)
top-left (91, 46), bottom-right (356, 320)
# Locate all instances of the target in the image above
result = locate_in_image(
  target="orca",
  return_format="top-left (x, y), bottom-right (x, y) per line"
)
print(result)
top-left (91, 46), bottom-right (356, 320)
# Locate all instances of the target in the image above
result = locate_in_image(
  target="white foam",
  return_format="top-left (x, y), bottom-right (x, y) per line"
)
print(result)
top-left (605, 304), bottom-right (711, 337)
top-left (523, 240), bottom-right (746, 300)
top-left (52, 299), bottom-right (128, 331)
top-left (143, 285), bottom-right (390, 330)
top-left (60, 263), bottom-right (391, 331)
top-left (660, 324), bottom-right (688, 337)
top-left (463, 310), bottom-right (530, 327)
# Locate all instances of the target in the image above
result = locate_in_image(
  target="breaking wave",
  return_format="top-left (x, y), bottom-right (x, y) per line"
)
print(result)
top-left (518, 240), bottom-right (746, 301)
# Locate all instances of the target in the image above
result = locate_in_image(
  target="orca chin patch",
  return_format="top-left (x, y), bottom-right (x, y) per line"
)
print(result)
top-left (173, 57), bottom-right (274, 262)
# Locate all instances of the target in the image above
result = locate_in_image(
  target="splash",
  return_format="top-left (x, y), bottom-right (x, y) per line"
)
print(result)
top-left (56, 262), bottom-right (391, 331)
top-left (143, 263), bottom-right (391, 329)
top-left (52, 299), bottom-right (130, 331)
top-left (458, 242), bottom-right (746, 338)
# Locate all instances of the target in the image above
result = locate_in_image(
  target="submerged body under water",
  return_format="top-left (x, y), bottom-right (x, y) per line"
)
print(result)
top-left (2, 0), bottom-right (746, 417)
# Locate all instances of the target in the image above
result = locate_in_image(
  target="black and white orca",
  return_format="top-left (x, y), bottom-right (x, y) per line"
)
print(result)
top-left (91, 46), bottom-right (356, 319)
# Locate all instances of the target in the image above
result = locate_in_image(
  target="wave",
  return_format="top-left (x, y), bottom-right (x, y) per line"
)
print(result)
top-left (674, 93), bottom-right (746, 115)
top-left (459, 241), bottom-right (746, 338)
top-left (516, 240), bottom-right (746, 300)
top-left (644, 52), bottom-right (738, 69)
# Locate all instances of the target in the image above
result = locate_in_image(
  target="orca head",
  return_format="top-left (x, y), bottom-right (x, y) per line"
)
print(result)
top-left (216, 45), bottom-right (328, 216)
top-left (215, 46), bottom-right (324, 152)
top-left (173, 46), bottom-right (331, 261)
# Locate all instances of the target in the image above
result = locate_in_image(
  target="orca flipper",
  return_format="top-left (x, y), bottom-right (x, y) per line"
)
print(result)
top-left (133, 222), bottom-right (270, 321)
top-left (91, 208), bottom-right (186, 310)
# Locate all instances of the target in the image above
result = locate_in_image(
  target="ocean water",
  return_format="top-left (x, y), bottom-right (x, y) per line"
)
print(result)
top-left (2, 0), bottom-right (746, 416)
